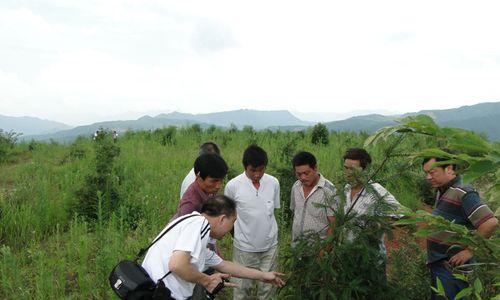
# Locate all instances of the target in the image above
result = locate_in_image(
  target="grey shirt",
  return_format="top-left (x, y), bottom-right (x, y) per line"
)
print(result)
top-left (290, 174), bottom-right (337, 243)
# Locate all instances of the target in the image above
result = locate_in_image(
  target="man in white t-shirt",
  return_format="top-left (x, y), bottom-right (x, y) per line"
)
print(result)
top-left (341, 148), bottom-right (401, 279)
top-left (180, 142), bottom-right (221, 198)
top-left (224, 145), bottom-right (280, 300)
top-left (142, 195), bottom-right (285, 300)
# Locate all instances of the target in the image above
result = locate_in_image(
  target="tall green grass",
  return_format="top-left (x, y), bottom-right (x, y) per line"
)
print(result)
top-left (0, 128), bottom-right (431, 299)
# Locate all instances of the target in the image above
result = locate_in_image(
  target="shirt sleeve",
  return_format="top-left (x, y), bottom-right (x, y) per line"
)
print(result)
top-left (290, 186), bottom-right (295, 211)
top-left (180, 169), bottom-right (196, 198)
top-left (173, 219), bottom-right (203, 260)
top-left (224, 180), bottom-right (234, 199)
top-left (274, 180), bottom-right (281, 209)
top-left (462, 191), bottom-right (494, 228)
top-left (177, 196), bottom-right (201, 216)
top-left (323, 182), bottom-right (338, 216)
top-left (372, 184), bottom-right (401, 218)
top-left (204, 249), bottom-right (223, 267)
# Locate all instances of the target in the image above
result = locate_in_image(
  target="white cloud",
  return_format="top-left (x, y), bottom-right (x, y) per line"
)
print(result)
top-left (1, 0), bottom-right (500, 124)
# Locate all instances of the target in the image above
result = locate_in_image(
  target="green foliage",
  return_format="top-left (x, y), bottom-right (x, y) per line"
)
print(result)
top-left (75, 130), bottom-right (121, 223)
top-left (272, 140), bottom-right (296, 229)
top-left (1, 120), bottom-right (497, 299)
top-left (311, 123), bottom-right (329, 145)
top-left (206, 124), bottom-right (217, 135)
top-left (389, 235), bottom-right (431, 299)
top-left (228, 123), bottom-right (238, 133)
top-left (152, 126), bottom-right (177, 146)
top-left (280, 230), bottom-right (392, 299)
top-left (0, 129), bottom-right (21, 163)
top-left (279, 135), bottom-right (410, 299)
top-left (189, 123), bottom-right (202, 135)
top-left (395, 210), bottom-right (499, 265)
top-left (69, 141), bottom-right (86, 159)
top-left (368, 115), bottom-right (500, 299)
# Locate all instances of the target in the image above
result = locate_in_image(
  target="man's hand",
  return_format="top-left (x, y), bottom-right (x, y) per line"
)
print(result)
top-left (202, 273), bottom-right (237, 293)
top-left (448, 249), bottom-right (473, 267)
top-left (259, 271), bottom-right (285, 288)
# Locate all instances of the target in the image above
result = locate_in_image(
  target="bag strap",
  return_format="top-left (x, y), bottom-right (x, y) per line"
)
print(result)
top-left (154, 215), bottom-right (211, 283)
top-left (135, 214), bottom-right (199, 261)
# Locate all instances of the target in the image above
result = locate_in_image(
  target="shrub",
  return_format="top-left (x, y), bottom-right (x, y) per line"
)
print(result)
top-left (161, 126), bottom-right (177, 146)
top-left (311, 123), bottom-right (329, 145)
top-left (272, 140), bottom-right (296, 229)
top-left (69, 142), bottom-right (86, 160)
top-left (189, 124), bottom-right (202, 135)
top-left (75, 130), bottom-right (121, 223)
top-left (0, 130), bottom-right (20, 163)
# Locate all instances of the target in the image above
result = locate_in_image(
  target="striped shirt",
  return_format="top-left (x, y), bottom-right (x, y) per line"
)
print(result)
top-left (290, 174), bottom-right (338, 243)
top-left (427, 177), bottom-right (495, 264)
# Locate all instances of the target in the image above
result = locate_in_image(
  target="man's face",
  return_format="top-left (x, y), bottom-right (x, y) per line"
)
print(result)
top-left (197, 176), bottom-right (223, 196)
top-left (343, 159), bottom-right (362, 184)
top-left (210, 214), bottom-right (237, 239)
top-left (245, 165), bottom-right (266, 183)
top-left (294, 164), bottom-right (318, 188)
top-left (423, 158), bottom-right (455, 188)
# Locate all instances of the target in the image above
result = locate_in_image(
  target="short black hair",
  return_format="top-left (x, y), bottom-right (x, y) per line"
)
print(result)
top-left (292, 151), bottom-right (317, 168)
top-left (343, 148), bottom-right (372, 170)
top-left (194, 154), bottom-right (228, 180)
top-left (201, 195), bottom-right (237, 218)
top-left (242, 144), bottom-right (268, 168)
top-left (422, 156), bottom-right (456, 170)
top-left (199, 142), bottom-right (220, 156)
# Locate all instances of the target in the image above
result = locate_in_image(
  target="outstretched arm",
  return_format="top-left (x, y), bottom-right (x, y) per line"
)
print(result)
top-left (168, 250), bottom-right (236, 293)
top-left (213, 260), bottom-right (285, 287)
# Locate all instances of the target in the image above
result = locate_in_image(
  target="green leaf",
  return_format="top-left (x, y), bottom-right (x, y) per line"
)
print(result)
top-left (473, 278), bottom-right (483, 295)
top-left (489, 149), bottom-right (500, 163)
top-left (452, 273), bottom-right (467, 281)
top-left (436, 277), bottom-right (446, 296)
top-left (442, 128), bottom-right (492, 156)
top-left (454, 287), bottom-right (473, 299)
top-left (415, 148), bottom-right (454, 161)
top-left (414, 229), bottom-right (430, 237)
top-left (394, 219), bottom-right (419, 226)
top-left (398, 115), bottom-right (439, 135)
top-left (463, 160), bottom-right (497, 183)
top-left (364, 125), bottom-right (404, 147)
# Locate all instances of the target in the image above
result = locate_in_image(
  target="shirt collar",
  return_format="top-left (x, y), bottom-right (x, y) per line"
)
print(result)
top-left (316, 174), bottom-right (326, 188)
top-left (194, 180), bottom-right (209, 200)
top-left (438, 176), bottom-right (461, 194)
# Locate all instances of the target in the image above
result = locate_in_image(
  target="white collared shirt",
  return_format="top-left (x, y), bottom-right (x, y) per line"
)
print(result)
top-left (180, 168), bottom-right (196, 198)
top-left (142, 212), bottom-right (222, 300)
top-left (224, 173), bottom-right (280, 252)
top-left (343, 182), bottom-right (401, 255)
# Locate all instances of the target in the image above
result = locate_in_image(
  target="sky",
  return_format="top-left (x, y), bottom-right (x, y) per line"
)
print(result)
top-left (1, 0), bottom-right (500, 125)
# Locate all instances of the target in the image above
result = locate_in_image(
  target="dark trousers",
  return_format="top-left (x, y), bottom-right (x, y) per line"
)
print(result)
top-left (429, 260), bottom-right (469, 300)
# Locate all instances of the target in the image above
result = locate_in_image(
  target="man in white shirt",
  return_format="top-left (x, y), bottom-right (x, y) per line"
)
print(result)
top-left (142, 195), bottom-right (284, 300)
top-left (224, 145), bottom-right (280, 300)
top-left (180, 142), bottom-right (221, 198)
top-left (341, 148), bottom-right (401, 274)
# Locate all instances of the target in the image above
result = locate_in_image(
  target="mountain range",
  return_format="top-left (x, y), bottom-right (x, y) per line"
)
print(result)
top-left (2, 102), bottom-right (499, 142)
top-left (0, 115), bottom-right (72, 136)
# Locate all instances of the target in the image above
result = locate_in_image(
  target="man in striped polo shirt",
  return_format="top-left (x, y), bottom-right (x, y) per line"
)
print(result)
top-left (423, 156), bottom-right (498, 300)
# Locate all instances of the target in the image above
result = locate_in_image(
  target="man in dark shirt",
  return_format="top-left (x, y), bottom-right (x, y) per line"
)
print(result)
top-left (171, 153), bottom-right (229, 300)
top-left (423, 156), bottom-right (497, 300)
top-left (173, 153), bottom-right (228, 219)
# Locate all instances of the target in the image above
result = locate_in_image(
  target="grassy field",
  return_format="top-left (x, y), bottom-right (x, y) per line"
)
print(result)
top-left (0, 127), bottom-right (484, 299)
